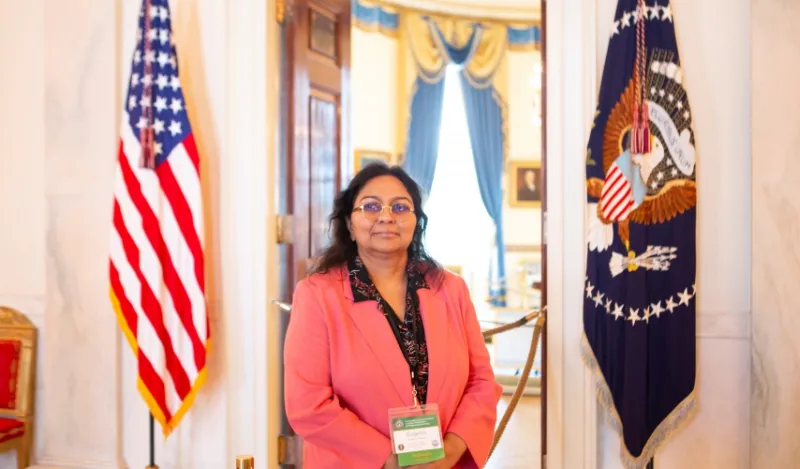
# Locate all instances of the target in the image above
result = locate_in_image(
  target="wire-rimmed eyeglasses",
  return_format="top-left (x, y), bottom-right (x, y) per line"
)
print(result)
top-left (353, 202), bottom-right (415, 221)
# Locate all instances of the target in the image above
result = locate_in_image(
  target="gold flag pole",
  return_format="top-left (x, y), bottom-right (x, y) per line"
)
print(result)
top-left (236, 455), bottom-right (255, 469)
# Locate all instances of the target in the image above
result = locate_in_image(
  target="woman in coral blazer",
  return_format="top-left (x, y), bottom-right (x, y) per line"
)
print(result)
top-left (284, 163), bottom-right (502, 469)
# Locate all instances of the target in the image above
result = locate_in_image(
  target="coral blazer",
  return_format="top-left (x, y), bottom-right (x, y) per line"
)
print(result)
top-left (284, 266), bottom-right (503, 469)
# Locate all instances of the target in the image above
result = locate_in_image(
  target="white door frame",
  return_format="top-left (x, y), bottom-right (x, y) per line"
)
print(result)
top-left (543, 0), bottom-right (600, 467)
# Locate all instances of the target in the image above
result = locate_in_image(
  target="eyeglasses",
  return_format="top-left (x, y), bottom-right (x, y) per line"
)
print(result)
top-left (353, 202), bottom-right (415, 221)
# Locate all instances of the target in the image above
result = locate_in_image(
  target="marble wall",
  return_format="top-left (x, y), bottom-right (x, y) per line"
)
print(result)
top-left (0, 0), bottom-right (48, 466)
top-left (592, 0), bottom-right (752, 468)
top-left (751, 0), bottom-right (800, 467)
top-left (0, 0), bottom-right (277, 468)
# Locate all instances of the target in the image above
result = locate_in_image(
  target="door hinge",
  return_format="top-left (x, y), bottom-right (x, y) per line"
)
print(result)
top-left (276, 214), bottom-right (293, 245)
top-left (277, 434), bottom-right (298, 465)
top-left (276, 0), bottom-right (295, 24)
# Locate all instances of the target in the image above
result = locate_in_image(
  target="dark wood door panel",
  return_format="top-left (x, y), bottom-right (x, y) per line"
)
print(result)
top-left (285, 0), bottom-right (350, 294)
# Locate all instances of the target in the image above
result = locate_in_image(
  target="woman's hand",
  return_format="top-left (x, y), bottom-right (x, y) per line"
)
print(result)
top-left (412, 433), bottom-right (468, 469)
top-left (383, 453), bottom-right (400, 469)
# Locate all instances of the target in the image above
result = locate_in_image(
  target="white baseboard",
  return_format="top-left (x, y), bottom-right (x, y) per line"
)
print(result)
top-left (32, 455), bottom-right (125, 469)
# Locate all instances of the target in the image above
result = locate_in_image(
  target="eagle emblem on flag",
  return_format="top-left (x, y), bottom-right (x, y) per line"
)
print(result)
top-left (587, 50), bottom-right (697, 248)
top-left (588, 48), bottom-right (697, 250)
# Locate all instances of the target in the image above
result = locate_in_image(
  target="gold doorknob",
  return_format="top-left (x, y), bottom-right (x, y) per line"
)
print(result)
top-left (236, 455), bottom-right (254, 469)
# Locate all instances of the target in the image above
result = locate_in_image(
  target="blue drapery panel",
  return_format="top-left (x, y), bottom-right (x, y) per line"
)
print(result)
top-left (460, 75), bottom-right (507, 306)
top-left (403, 78), bottom-right (446, 194)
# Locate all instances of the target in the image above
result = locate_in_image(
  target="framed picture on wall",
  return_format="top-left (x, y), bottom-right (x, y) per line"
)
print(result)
top-left (354, 149), bottom-right (392, 171)
top-left (508, 160), bottom-right (542, 208)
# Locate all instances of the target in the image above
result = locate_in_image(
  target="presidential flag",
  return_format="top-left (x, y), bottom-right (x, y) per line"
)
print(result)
top-left (109, 0), bottom-right (209, 436)
top-left (582, 0), bottom-right (696, 467)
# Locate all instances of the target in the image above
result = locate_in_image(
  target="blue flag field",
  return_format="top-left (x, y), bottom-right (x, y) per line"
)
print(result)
top-left (582, 0), bottom-right (697, 467)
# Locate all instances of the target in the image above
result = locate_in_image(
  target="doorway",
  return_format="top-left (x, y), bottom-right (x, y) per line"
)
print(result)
top-left (275, 2), bottom-right (546, 468)
top-left (276, 0), bottom-right (351, 466)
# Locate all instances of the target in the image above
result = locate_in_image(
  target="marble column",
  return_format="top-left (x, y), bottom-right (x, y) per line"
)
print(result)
top-left (751, 0), bottom-right (800, 467)
top-left (37, 0), bottom-right (122, 466)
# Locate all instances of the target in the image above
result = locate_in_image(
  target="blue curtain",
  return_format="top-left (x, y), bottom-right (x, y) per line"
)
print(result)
top-left (460, 77), bottom-right (507, 306)
top-left (403, 79), bottom-right (446, 195)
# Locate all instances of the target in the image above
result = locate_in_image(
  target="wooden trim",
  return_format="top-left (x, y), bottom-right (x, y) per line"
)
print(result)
top-left (540, 1), bottom-right (548, 465)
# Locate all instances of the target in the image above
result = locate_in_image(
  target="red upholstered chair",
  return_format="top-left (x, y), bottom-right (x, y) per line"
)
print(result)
top-left (0, 307), bottom-right (36, 469)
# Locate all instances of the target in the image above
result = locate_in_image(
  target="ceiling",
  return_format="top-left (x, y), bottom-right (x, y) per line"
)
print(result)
top-left (381, 0), bottom-right (542, 22)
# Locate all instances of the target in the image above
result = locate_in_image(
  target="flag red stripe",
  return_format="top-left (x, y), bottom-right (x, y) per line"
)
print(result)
top-left (113, 198), bottom-right (192, 398)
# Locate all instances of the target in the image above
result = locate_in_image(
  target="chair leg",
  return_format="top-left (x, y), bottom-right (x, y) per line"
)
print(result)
top-left (17, 443), bottom-right (29, 469)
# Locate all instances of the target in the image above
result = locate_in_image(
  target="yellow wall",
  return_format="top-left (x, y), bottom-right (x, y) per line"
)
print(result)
top-left (351, 27), bottom-right (401, 162)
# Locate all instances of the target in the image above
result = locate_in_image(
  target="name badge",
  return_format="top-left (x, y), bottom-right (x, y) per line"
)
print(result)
top-left (388, 403), bottom-right (445, 467)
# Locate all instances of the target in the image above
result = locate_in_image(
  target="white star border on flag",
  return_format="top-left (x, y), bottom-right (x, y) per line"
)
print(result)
top-left (610, 2), bottom-right (674, 38)
top-left (585, 279), bottom-right (695, 327)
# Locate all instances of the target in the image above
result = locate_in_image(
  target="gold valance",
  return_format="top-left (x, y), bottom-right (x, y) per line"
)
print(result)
top-left (403, 12), bottom-right (507, 86)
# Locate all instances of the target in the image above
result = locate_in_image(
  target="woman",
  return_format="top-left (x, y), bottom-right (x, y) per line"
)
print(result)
top-left (284, 163), bottom-right (502, 468)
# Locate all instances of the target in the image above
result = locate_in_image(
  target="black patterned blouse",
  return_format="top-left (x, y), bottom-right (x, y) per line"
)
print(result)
top-left (347, 256), bottom-right (430, 406)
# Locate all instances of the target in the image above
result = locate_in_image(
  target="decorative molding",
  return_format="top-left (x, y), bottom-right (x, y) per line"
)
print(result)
top-left (582, 0), bottom-right (598, 466)
top-left (696, 310), bottom-right (751, 340)
top-left (381, 0), bottom-right (541, 22)
top-left (544, 0), bottom-right (601, 466)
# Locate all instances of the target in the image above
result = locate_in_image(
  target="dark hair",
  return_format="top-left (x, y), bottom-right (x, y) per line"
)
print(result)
top-left (308, 162), bottom-right (443, 286)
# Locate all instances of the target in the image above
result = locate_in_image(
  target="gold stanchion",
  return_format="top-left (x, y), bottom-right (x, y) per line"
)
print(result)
top-left (236, 455), bottom-right (254, 469)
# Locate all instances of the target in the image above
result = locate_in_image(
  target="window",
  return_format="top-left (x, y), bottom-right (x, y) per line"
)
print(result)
top-left (424, 65), bottom-right (495, 309)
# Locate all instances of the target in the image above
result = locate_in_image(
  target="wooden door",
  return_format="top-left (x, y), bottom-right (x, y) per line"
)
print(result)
top-left (285, 0), bottom-right (351, 290)
top-left (277, 0), bottom-right (351, 466)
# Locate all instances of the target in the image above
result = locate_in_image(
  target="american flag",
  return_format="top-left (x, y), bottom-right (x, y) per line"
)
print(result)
top-left (109, 0), bottom-right (208, 436)
top-left (600, 155), bottom-right (635, 221)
